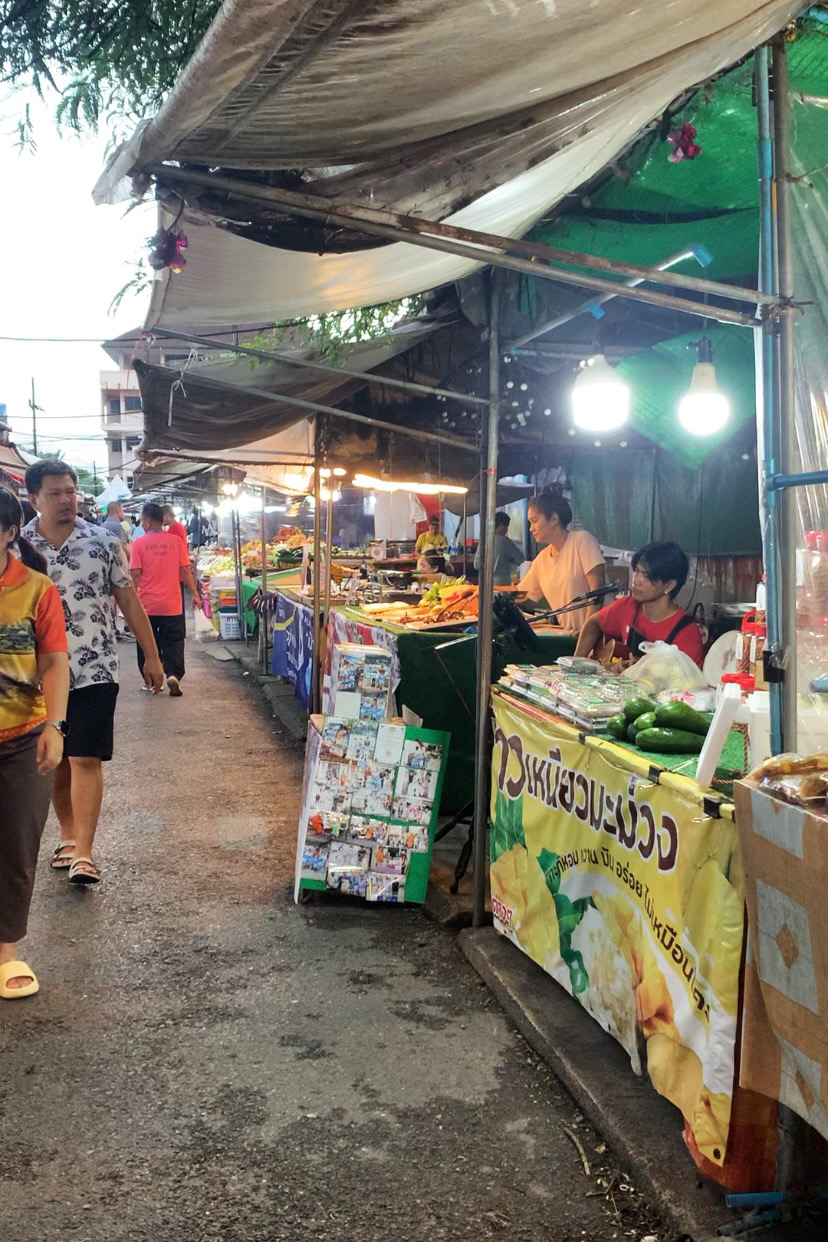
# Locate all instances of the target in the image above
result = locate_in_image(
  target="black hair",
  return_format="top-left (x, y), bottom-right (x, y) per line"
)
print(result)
top-left (528, 486), bottom-right (572, 530)
top-left (424, 549), bottom-right (446, 572)
top-left (0, 486), bottom-right (48, 574)
top-left (25, 460), bottom-right (78, 494)
top-left (141, 502), bottom-right (164, 524)
top-left (632, 542), bottom-right (689, 599)
top-left (494, 511), bottom-right (510, 529)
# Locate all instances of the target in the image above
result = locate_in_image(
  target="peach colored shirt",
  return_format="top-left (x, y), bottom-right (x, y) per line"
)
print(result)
top-left (518, 529), bottom-right (604, 631)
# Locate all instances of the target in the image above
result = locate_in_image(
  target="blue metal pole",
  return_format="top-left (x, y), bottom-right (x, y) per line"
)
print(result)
top-left (756, 44), bottom-right (784, 754)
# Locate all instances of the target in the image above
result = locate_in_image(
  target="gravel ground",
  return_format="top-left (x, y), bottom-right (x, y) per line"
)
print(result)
top-left (0, 645), bottom-right (666, 1242)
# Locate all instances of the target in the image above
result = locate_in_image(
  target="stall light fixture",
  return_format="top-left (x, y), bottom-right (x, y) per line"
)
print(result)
top-left (332, 467), bottom-right (347, 477)
top-left (571, 354), bottom-right (630, 432)
top-left (319, 488), bottom-right (342, 503)
top-left (677, 337), bottom-right (730, 436)
top-left (352, 472), bottom-right (468, 496)
top-left (220, 480), bottom-right (240, 497)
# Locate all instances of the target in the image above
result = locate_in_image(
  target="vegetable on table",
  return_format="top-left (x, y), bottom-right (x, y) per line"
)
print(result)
top-left (623, 697), bottom-right (657, 722)
top-left (635, 728), bottom-right (705, 754)
top-left (653, 701), bottom-right (711, 736)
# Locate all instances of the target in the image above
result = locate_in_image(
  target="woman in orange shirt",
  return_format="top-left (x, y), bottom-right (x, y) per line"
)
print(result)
top-left (516, 487), bottom-right (606, 630)
top-left (0, 487), bottom-right (69, 1000)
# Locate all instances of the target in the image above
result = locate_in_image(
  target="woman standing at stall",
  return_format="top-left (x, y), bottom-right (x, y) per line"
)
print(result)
top-left (0, 487), bottom-right (69, 1000)
top-left (575, 541), bottom-right (704, 667)
top-left (516, 488), bottom-right (605, 630)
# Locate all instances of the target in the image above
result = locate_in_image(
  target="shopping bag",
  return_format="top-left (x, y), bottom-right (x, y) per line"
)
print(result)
top-left (620, 640), bottom-right (706, 693)
top-left (193, 608), bottom-right (217, 642)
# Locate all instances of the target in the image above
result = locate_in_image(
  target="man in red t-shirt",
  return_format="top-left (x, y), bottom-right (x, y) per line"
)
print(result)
top-left (131, 503), bottom-right (203, 696)
top-left (575, 542), bottom-right (704, 668)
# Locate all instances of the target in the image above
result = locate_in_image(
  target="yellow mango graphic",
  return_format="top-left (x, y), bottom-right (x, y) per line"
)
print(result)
top-left (491, 845), bottom-right (560, 966)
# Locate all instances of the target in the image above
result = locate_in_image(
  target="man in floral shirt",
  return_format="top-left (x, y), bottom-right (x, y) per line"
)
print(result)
top-left (24, 462), bottom-right (164, 885)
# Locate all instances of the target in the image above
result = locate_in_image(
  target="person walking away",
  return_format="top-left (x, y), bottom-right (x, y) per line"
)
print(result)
top-left (131, 502), bottom-right (203, 697)
top-left (187, 506), bottom-right (207, 550)
top-left (102, 500), bottom-right (131, 638)
top-left (0, 487), bottom-right (69, 998)
top-left (474, 510), bottom-right (523, 587)
top-left (163, 505), bottom-right (189, 549)
top-left (23, 462), bottom-right (164, 887)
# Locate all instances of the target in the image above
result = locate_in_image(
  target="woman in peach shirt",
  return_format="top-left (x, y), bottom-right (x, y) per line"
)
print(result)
top-left (516, 488), bottom-right (605, 631)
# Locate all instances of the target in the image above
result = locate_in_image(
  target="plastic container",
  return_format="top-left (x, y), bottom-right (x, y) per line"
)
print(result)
top-left (219, 613), bottom-right (241, 640)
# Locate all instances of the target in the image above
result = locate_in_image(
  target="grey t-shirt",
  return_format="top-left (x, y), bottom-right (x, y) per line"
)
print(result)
top-left (102, 516), bottom-right (129, 545)
top-left (474, 531), bottom-right (524, 586)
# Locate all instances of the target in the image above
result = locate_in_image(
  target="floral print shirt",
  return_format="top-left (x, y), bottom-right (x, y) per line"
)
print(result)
top-left (22, 517), bottom-right (131, 690)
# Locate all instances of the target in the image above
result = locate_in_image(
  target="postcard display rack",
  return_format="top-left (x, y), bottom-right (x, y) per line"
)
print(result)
top-left (294, 643), bottom-right (450, 904)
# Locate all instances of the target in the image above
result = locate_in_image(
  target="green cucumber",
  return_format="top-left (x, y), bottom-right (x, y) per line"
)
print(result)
top-left (623, 696), bottom-right (657, 722)
top-left (627, 722), bottom-right (642, 742)
top-left (606, 715), bottom-right (628, 741)
top-left (635, 728), bottom-right (705, 754)
top-left (633, 711), bottom-right (657, 734)
top-left (654, 701), bottom-right (711, 736)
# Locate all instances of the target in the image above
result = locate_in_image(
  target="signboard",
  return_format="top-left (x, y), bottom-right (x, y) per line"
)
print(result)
top-left (271, 592), bottom-right (314, 708)
top-left (489, 694), bottom-right (744, 1166)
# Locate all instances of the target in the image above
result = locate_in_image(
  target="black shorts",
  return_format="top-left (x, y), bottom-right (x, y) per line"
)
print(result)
top-left (65, 683), bottom-right (120, 761)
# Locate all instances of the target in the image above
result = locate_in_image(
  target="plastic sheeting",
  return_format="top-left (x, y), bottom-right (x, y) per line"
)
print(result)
top-left (789, 90), bottom-right (828, 702)
top-left (94, 0), bottom-right (802, 325)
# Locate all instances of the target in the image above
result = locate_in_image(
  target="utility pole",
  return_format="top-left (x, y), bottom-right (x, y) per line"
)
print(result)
top-left (28, 377), bottom-right (42, 455)
top-left (93, 462), bottom-right (98, 490)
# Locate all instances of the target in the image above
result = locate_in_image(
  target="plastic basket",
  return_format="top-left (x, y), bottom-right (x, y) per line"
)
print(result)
top-left (219, 614), bottom-right (241, 640)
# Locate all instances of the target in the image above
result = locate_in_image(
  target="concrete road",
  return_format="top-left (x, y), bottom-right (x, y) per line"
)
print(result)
top-left (1, 647), bottom-right (662, 1242)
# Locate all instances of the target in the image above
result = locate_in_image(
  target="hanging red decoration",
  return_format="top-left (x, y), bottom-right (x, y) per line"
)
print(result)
top-left (666, 123), bottom-right (702, 163)
top-left (148, 227), bottom-right (188, 273)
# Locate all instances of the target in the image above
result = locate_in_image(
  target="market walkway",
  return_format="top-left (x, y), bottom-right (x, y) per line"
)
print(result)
top-left (1, 647), bottom-right (661, 1242)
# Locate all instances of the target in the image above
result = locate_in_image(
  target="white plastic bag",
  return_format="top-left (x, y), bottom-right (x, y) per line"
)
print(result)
top-left (620, 640), bottom-right (706, 693)
top-left (193, 608), bottom-right (216, 642)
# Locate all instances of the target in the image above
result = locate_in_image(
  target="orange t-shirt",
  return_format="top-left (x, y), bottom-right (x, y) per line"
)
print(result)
top-left (0, 554), bottom-right (68, 741)
top-left (130, 529), bottom-right (189, 616)
top-left (166, 520), bottom-right (189, 548)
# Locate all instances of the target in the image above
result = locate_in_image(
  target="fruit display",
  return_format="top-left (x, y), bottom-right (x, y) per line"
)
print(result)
top-left (360, 580), bottom-right (480, 629)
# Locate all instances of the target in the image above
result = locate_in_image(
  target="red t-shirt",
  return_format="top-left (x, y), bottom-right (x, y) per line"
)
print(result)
top-left (166, 520), bottom-right (189, 548)
top-left (595, 594), bottom-right (704, 668)
top-left (130, 530), bottom-right (189, 616)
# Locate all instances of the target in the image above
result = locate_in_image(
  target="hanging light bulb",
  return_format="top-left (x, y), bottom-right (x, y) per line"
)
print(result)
top-left (678, 337), bottom-right (730, 435)
top-left (571, 354), bottom-right (630, 432)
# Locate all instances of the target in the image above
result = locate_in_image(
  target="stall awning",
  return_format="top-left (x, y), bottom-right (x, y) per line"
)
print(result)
top-left (94, 0), bottom-right (801, 325)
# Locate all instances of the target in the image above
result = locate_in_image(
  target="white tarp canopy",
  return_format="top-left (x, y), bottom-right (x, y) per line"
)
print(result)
top-left (94, 474), bottom-right (132, 507)
top-left (94, 0), bottom-right (801, 327)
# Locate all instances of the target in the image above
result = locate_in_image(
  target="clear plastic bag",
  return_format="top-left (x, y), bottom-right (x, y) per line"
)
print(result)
top-left (620, 640), bottom-right (707, 694)
top-left (193, 608), bottom-right (216, 642)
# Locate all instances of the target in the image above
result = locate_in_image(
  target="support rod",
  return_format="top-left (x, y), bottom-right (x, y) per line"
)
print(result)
top-left (509, 245), bottom-right (710, 349)
top-left (147, 165), bottom-right (765, 329)
top-left (770, 469), bottom-right (828, 489)
top-left (160, 368), bottom-right (476, 455)
top-left (472, 278), bottom-right (501, 928)
top-left (772, 38), bottom-right (798, 754)
top-left (149, 327), bottom-right (490, 408)
top-left (311, 423), bottom-right (322, 716)
top-left (756, 44), bottom-right (784, 756)
top-left (261, 486), bottom-right (269, 675)
top-left (323, 471), bottom-right (334, 641)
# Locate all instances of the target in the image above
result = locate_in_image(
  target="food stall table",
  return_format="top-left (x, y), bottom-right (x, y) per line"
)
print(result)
top-left (489, 685), bottom-right (748, 1183)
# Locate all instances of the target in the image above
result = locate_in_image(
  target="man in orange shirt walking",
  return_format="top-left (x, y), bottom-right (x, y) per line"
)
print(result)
top-left (131, 503), bottom-right (203, 696)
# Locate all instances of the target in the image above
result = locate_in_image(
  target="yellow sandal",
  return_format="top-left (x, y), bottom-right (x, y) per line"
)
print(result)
top-left (0, 960), bottom-right (39, 1000)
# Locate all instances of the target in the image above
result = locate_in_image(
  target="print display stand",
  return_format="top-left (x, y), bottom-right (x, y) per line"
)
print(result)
top-left (294, 716), bottom-right (450, 905)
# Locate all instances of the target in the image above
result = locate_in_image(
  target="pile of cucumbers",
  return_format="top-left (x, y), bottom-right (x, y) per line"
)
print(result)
top-left (606, 697), bottom-right (711, 754)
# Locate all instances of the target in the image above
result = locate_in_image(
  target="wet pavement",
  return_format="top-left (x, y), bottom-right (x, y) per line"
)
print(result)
top-left (1, 645), bottom-right (664, 1242)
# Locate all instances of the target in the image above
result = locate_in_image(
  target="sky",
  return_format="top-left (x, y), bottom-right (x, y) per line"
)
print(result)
top-left (0, 89), bottom-right (155, 475)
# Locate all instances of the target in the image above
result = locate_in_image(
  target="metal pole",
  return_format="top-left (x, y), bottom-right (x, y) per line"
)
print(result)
top-left (261, 486), bottom-right (269, 674)
top-left (757, 45), bottom-right (784, 755)
top-left (29, 378), bottom-right (38, 454)
top-left (648, 449), bottom-right (658, 543)
top-left (323, 474), bottom-right (334, 631)
top-left (151, 327), bottom-right (489, 408)
top-left (472, 276), bottom-right (501, 928)
top-left (148, 165), bottom-right (777, 310)
top-left (311, 425), bottom-right (323, 715)
top-left (772, 39), bottom-right (798, 753)
top-left (232, 503), bottom-right (245, 642)
top-left (462, 493), bottom-right (468, 577)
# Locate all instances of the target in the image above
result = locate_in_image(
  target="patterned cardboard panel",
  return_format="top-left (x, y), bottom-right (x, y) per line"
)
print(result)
top-left (734, 780), bottom-right (828, 1141)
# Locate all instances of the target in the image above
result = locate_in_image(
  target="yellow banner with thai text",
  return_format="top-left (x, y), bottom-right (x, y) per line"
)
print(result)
top-left (489, 694), bottom-right (744, 1166)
